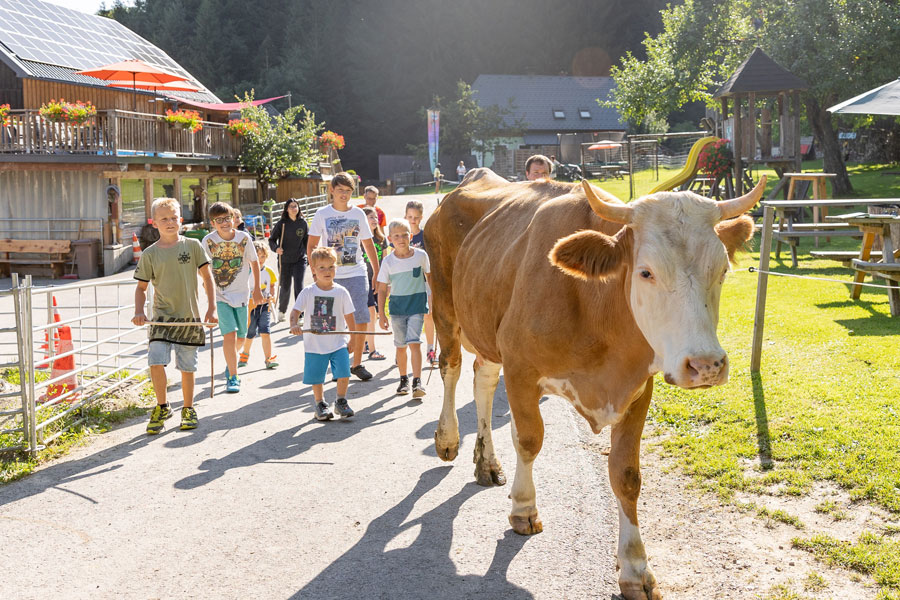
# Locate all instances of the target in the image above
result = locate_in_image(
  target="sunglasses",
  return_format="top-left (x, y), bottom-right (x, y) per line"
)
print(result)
top-left (212, 257), bottom-right (242, 269)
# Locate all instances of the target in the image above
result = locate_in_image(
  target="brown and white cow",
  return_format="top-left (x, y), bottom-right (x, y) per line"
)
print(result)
top-left (424, 168), bottom-right (762, 600)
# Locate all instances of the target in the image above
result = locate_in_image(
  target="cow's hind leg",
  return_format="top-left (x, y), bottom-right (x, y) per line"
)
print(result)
top-left (472, 360), bottom-right (505, 486)
top-left (434, 316), bottom-right (463, 461)
top-left (505, 375), bottom-right (544, 535)
top-left (610, 380), bottom-right (662, 600)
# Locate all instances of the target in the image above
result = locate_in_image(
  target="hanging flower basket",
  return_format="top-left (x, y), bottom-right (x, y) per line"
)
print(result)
top-left (698, 139), bottom-right (733, 180)
top-left (320, 130), bottom-right (345, 153)
top-left (164, 109), bottom-right (202, 133)
top-left (225, 118), bottom-right (258, 137)
top-left (39, 99), bottom-right (97, 125)
top-left (0, 103), bottom-right (10, 127)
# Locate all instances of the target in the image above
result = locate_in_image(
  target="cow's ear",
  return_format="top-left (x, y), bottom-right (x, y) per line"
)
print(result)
top-left (549, 228), bottom-right (631, 280)
top-left (715, 215), bottom-right (754, 262)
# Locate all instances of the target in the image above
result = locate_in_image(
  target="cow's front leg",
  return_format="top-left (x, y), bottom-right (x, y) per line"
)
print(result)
top-left (472, 360), bottom-right (505, 486)
top-left (505, 376), bottom-right (543, 535)
top-left (434, 336), bottom-right (463, 461)
top-left (610, 379), bottom-right (662, 600)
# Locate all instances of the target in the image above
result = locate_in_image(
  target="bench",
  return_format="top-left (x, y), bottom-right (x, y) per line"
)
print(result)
top-left (809, 249), bottom-right (889, 266)
top-left (0, 239), bottom-right (72, 278)
top-left (851, 259), bottom-right (900, 282)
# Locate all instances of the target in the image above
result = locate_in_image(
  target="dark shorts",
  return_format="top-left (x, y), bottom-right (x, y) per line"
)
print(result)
top-left (247, 304), bottom-right (271, 339)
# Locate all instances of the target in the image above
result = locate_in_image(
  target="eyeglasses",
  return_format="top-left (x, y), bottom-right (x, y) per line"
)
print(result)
top-left (212, 257), bottom-right (242, 269)
top-left (212, 216), bottom-right (233, 224)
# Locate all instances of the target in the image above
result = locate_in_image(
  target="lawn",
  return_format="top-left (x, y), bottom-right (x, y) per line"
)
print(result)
top-left (639, 170), bottom-right (900, 597)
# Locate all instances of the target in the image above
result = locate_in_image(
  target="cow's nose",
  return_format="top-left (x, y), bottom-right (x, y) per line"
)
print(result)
top-left (685, 354), bottom-right (728, 386)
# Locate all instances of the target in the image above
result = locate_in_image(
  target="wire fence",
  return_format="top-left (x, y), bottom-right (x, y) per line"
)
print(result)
top-left (625, 131), bottom-right (711, 200)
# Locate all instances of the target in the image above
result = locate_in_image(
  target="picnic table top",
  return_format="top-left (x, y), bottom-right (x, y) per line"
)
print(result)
top-left (825, 212), bottom-right (900, 224)
top-left (761, 198), bottom-right (900, 208)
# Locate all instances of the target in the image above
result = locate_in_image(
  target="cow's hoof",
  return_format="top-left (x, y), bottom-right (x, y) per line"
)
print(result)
top-left (434, 431), bottom-right (459, 461)
top-left (508, 513), bottom-right (543, 535)
top-left (474, 464), bottom-right (506, 487)
top-left (619, 572), bottom-right (663, 600)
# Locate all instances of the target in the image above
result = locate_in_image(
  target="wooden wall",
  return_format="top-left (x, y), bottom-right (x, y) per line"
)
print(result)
top-left (23, 78), bottom-right (166, 113)
top-left (276, 178), bottom-right (327, 203)
top-left (0, 61), bottom-right (23, 108)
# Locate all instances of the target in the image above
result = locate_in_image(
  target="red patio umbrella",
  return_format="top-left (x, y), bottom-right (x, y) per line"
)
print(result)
top-left (105, 79), bottom-right (202, 93)
top-left (77, 59), bottom-right (188, 110)
top-left (588, 141), bottom-right (622, 163)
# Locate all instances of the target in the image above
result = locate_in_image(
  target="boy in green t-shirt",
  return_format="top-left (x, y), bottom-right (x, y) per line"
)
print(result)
top-left (133, 198), bottom-right (217, 435)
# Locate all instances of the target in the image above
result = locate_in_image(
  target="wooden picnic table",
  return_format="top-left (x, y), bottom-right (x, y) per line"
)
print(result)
top-left (599, 164), bottom-right (625, 180)
top-left (825, 211), bottom-right (900, 316)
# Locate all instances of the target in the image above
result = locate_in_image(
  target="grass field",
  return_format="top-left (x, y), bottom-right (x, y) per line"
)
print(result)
top-left (642, 203), bottom-right (900, 596)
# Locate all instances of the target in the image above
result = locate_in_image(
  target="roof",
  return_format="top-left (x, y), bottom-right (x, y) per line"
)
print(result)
top-left (0, 0), bottom-right (219, 103)
top-left (713, 47), bottom-right (807, 98)
top-left (827, 78), bottom-right (900, 116)
top-left (472, 74), bottom-right (624, 132)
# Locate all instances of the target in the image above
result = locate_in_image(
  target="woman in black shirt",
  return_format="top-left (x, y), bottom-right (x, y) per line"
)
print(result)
top-left (268, 199), bottom-right (309, 321)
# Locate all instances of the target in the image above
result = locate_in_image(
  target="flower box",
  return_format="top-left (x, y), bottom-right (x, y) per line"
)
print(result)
top-left (225, 118), bottom-right (258, 137)
top-left (320, 130), bottom-right (345, 152)
top-left (0, 103), bottom-right (10, 127)
top-left (39, 99), bottom-right (97, 125)
top-left (164, 109), bottom-right (202, 133)
top-left (698, 139), bottom-right (733, 180)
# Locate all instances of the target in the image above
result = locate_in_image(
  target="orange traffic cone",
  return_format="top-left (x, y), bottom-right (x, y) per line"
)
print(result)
top-left (132, 233), bottom-right (142, 264)
top-left (40, 324), bottom-right (77, 403)
top-left (264, 223), bottom-right (271, 238)
top-left (37, 295), bottom-right (62, 369)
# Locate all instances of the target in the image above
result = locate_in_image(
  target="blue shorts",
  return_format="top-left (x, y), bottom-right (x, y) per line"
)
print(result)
top-left (303, 348), bottom-right (351, 385)
top-left (391, 313), bottom-right (425, 347)
top-left (334, 275), bottom-right (370, 324)
top-left (247, 304), bottom-right (271, 339)
top-left (217, 302), bottom-right (248, 338)
top-left (148, 341), bottom-right (199, 373)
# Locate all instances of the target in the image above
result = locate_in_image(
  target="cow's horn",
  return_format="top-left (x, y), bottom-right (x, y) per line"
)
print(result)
top-left (718, 175), bottom-right (767, 221)
top-left (581, 179), bottom-right (632, 224)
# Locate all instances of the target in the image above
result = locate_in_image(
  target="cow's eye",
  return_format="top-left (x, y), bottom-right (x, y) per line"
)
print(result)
top-left (639, 269), bottom-right (654, 280)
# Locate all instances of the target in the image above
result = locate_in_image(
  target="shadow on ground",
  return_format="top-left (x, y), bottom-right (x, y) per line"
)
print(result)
top-left (291, 466), bottom-right (534, 599)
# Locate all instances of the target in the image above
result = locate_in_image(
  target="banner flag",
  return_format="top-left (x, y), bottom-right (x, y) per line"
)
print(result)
top-left (427, 109), bottom-right (440, 173)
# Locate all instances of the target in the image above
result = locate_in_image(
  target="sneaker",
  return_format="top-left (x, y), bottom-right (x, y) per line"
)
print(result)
top-left (265, 355), bottom-right (279, 369)
top-left (396, 376), bottom-right (410, 395)
top-left (412, 377), bottom-right (426, 399)
top-left (146, 403), bottom-right (172, 435)
top-left (427, 349), bottom-right (438, 365)
top-left (350, 364), bottom-right (373, 381)
top-left (180, 406), bottom-right (198, 430)
top-left (334, 397), bottom-right (355, 419)
top-left (314, 401), bottom-right (333, 421)
top-left (276, 310), bottom-right (285, 323)
top-left (238, 351), bottom-right (249, 368)
top-left (226, 374), bottom-right (240, 393)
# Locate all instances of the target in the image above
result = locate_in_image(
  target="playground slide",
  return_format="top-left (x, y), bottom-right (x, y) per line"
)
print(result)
top-left (649, 136), bottom-right (720, 194)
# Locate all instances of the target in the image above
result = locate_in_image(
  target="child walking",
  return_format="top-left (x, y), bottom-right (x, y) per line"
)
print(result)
top-left (133, 198), bottom-right (217, 434)
top-left (362, 206), bottom-right (389, 361)
top-left (377, 218), bottom-right (430, 398)
top-left (404, 200), bottom-right (437, 366)
top-left (203, 202), bottom-right (263, 393)
top-left (239, 241), bottom-right (279, 369)
top-left (291, 247), bottom-right (357, 420)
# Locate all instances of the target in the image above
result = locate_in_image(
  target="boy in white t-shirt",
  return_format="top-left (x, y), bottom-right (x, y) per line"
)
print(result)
top-left (202, 202), bottom-right (263, 393)
top-left (307, 172), bottom-right (380, 382)
top-left (377, 218), bottom-right (430, 398)
top-left (239, 241), bottom-right (279, 369)
top-left (290, 247), bottom-right (357, 420)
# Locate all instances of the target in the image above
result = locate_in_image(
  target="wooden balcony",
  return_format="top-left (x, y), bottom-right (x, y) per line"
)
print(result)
top-left (0, 109), bottom-right (242, 161)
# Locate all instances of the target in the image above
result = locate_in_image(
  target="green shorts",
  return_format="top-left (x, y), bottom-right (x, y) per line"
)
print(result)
top-left (217, 301), bottom-right (248, 338)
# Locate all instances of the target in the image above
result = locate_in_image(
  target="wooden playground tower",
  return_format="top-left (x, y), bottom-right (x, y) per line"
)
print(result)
top-left (712, 47), bottom-right (808, 195)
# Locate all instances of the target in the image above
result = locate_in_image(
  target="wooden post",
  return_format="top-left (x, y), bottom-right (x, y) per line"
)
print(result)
top-left (747, 93), bottom-right (756, 164)
top-left (174, 177), bottom-right (183, 206)
top-left (231, 177), bottom-right (240, 206)
top-left (751, 204), bottom-right (775, 372)
top-left (792, 91), bottom-right (802, 172)
top-left (143, 177), bottom-right (153, 223)
top-left (733, 95), bottom-right (744, 196)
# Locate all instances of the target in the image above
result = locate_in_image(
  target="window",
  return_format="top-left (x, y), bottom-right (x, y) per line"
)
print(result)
top-left (579, 109), bottom-right (592, 119)
top-left (553, 109), bottom-right (565, 119)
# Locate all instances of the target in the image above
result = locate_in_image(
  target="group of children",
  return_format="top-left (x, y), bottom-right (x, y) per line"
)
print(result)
top-left (133, 172), bottom-right (435, 433)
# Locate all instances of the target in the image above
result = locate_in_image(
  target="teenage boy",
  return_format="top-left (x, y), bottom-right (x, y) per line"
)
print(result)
top-left (133, 198), bottom-right (217, 434)
top-left (291, 247), bottom-right (356, 420)
top-left (203, 202), bottom-right (263, 393)
top-left (307, 172), bottom-right (381, 381)
top-left (377, 219), bottom-right (430, 398)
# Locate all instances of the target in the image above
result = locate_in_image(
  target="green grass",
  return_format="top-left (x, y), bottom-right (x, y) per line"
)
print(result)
top-left (794, 533), bottom-right (900, 598)
top-left (642, 161), bottom-right (900, 594)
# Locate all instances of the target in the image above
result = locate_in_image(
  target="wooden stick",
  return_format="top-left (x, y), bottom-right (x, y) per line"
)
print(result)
top-left (298, 329), bottom-right (393, 336)
top-left (145, 322), bottom-right (217, 398)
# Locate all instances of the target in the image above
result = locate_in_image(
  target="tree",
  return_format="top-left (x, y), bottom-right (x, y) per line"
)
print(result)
top-left (605, 0), bottom-right (900, 194)
top-left (237, 96), bottom-right (323, 188)
top-left (429, 81), bottom-right (525, 166)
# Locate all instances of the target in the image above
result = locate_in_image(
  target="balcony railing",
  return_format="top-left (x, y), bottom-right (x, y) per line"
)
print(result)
top-left (0, 109), bottom-right (242, 161)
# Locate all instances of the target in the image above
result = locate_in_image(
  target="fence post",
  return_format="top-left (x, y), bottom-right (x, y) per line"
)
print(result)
top-left (12, 275), bottom-right (29, 452)
top-left (750, 204), bottom-right (775, 372)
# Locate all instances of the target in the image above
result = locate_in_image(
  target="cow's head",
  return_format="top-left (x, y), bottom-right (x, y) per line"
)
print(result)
top-left (549, 178), bottom-right (763, 388)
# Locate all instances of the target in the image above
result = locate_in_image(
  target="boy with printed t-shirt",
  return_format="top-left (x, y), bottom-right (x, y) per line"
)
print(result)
top-left (239, 241), bottom-right (279, 369)
top-left (291, 247), bottom-right (357, 420)
top-left (203, 202), bottom-right (263, 393)
top-left (307, 172), bottom-right (380, 381)
top-left (133, 197), bottom-right (217, 435)
top-left (377, 218), bottom-right (430, 398)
